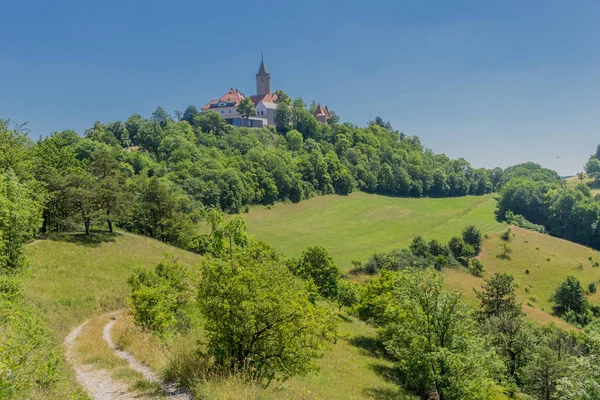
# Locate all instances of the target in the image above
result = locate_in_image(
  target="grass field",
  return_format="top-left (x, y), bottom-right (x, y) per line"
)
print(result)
top-left (242, 192), bottom-right (504, 271)
top-left (445, 226), bottom-right (600, 330)
top-left (23, 230), bottom-right (412, 399)
top-left (23, 231), bottom-right (202, 338)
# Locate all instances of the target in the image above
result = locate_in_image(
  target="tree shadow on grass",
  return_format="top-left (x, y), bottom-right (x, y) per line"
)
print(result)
top-left (348, 335), bottom-right (388, 359)
top-left (48, 231), bottom-right (120, 247)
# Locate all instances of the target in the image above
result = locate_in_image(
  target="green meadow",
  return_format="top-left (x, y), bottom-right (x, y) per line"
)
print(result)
top-left (242, 192), bottom-right (504, 270)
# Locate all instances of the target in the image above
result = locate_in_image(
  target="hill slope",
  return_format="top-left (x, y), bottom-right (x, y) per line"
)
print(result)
top-left (244, 194), bottom-right (600, 330)
top-left (23, 231), bottom-right (410, 399)
top-left (445, 226), bottom-right (600, 330)
top-left (243, 192), bottom-right (504, 270)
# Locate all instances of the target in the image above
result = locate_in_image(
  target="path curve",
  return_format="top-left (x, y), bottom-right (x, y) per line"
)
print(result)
top-left (103, 318), bottom-right (192, 399)
top-left (65, 311), bottom-right (192, 400)
top-left (64, 311), bottom-right (134, 400)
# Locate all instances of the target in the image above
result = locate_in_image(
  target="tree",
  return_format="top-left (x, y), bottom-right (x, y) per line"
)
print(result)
top-left (274, 102), bottom-right (292, 133)
top-left (462, 225), bottom-right (482, 255)
top-left (194, 111), bottom-right (227, 135)
top-left (551, 276), bottom-right (590, 325)
top-left (151, 107), bottom-right (173, 128)
top-left (130, 177), bottom-right (197, 245)
top-left (449, 236), bottom-right (475, 264)
top-left (90, 147), bottom-right (130, 232)
top-left (586, 158), bottom-right (600, 181)
top-left (0, 170), bottom-right (43, 271)
top-left (236, 97), bottom-right (257, 120)
top-left (336, 280), bottom-right (361, 311)
top-left (197, 241), bottom-right (337, 382)
top-left (382, 270), bottom-right (505, 400)
top-left (475, 273), bottom-right (522, 320)
top-left (181, 105), bottom-right (200, 126)
top-left (293, 246), bottom-right (341, 299)
top-left (203, 208), bottom-right (248, 266)
top-left (286, 129), bottom-right (303, 151)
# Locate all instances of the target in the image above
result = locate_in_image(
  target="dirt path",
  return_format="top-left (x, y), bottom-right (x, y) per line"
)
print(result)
top-left (65, 311), bottom-right (192, 400)
top-left (103, 318), bottom-right (192, 399)
top-left (64, 311), bottom-right (134, 400)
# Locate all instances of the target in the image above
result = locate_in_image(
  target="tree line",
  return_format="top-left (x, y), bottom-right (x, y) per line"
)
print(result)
top-left (497, 160), bottom-right (600, 250)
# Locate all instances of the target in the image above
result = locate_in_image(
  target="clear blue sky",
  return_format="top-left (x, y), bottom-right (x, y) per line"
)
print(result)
top-left (2, 0), bottom-right (600, 175)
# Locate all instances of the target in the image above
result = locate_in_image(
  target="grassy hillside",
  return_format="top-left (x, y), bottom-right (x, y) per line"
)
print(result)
top-left (23, 231), bottom-right (411, 399)
top-left (445, 226), bottom-right (600, 330)
top-left (243, 193), bottom-right (600, 330)
top-left (242, 192), bottom-right (504, 270)
top-left (23, 231), bottom-right (202, 337)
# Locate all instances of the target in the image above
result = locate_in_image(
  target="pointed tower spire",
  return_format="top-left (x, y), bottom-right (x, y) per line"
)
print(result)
top-left (256, 54), bottom-right (271, 96)
top-left (258, 54), bottom-right (269, 75)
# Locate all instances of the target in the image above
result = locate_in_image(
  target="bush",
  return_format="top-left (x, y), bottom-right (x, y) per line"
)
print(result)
top-left (336, 280), bottom-right (361, 311)
top-left (462, 225), bottom-right (482, 255)
top-left (449, 236), bottom-right (475, 265)
top-left (504, 211), bottom-right (547, 234)
top-left (197, 242), bottom-right (337, 382)
top-left (434, 255), bottom-right (448, 271)
top-left (361, 248), bottom-right (431, 274)
top-left (500, 228), bottom-right (513, 242)
top-left (128, 257), bottom-right (194, 337)
top-left (496, 243), bottom-right (513, 260)
top-left (293, 246), bottom-right (341, 299)
top-left (469, 259), bottom-right (484, 277)
top-left (589, 282), bottom-right (597, 294)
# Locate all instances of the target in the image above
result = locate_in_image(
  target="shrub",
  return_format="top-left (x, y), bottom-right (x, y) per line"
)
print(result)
top-left (197, 242), bottom-right (337, 382)
top-left (128, 257), bottom-right (194, 337)
top-left (589, 282), bottom-right (597, 294)
top-left (462, 225), bottom-right (482, 255)
top-left (551, 276), bottom-right (591, 326)
top-left (336, 280), bottom-right (361, 311)
top-left (496, 243), bottom-right (513, 260)
top-left (504, 211), bottom-right (547, 234)
top-left (500, 228), bottom-right (513, 242)
top-left (469, 259), bottom-right (484, 277)
top-left (434, 255), bottom-right (449, 271)
top-left (293, 246), bottom-right (341, 299)
top-left (449, 236), bottom-right (475, 265)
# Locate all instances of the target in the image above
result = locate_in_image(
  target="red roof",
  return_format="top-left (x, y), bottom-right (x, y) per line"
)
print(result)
top-left (250, 93), bottom-right (278, 105)
top-left (314, 104), bottom-right (326, 116)
top-left (202, 89), bottom-right (245, 110)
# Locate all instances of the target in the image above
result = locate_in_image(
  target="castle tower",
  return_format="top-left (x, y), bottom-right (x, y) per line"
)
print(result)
top-left (256, 55), bottom-right (271, 96)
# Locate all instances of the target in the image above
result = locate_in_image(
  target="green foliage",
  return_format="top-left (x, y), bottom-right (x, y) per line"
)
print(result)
top-left (462, 225), bottom-right (482, 255)
top-left (0, 278), bottom-right (70, 398)
top-left (449, 236), bottom-right (475, 263)
top-left (475, 273), bottom-right (523, 320)
top-left (0, 169), bottom-right (43, 272)
top-left (551, 276), bottom-right (591, 326)
top-left (202, 208), bottom-right (249, 262)
top-left (197, 242), bottom-right (337, 382)
top-left (500, 227), bottom-right (513, 241)
top-left (469, 258), bottom-right (484, 277)
top-left (236, 97), bottom-right (257, 120)
top-left (293, 246), bottom-right (341, 299)
top-left (128, 257), bottom-right (194, 337)
top-left (589, 281), bottom-right (597, 294)
top-left (361, 248), bottom-right (430, 274)
top-left (505, 211), bottom-right (547, 233)
top-left (381, 270), bottom-right (505, 400)
top-left (335, 279), bottom-right (361, 311)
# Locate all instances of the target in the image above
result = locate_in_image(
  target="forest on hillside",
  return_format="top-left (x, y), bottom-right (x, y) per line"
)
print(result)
top-left (5, 103), bottom-right (600, 399)
top-left (0, 97), bottom-right (500, 251)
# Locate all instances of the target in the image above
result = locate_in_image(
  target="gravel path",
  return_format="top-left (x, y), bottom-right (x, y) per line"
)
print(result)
top-left (64, 311), bottom-right (192, 400)
top-left (103, 318), bottom-right (192, 400)
top-left (64, 312), bottom-right (134, 400)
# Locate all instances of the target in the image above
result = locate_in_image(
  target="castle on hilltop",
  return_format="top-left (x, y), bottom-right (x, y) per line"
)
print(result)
top-left (201, 56), bottom-right (330, 127)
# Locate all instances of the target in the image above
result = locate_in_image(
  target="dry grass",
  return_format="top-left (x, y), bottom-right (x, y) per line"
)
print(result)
top-left (444, 226), bottom-right (600, 330)
top-left (112, 312), bottom-right (417, 400)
